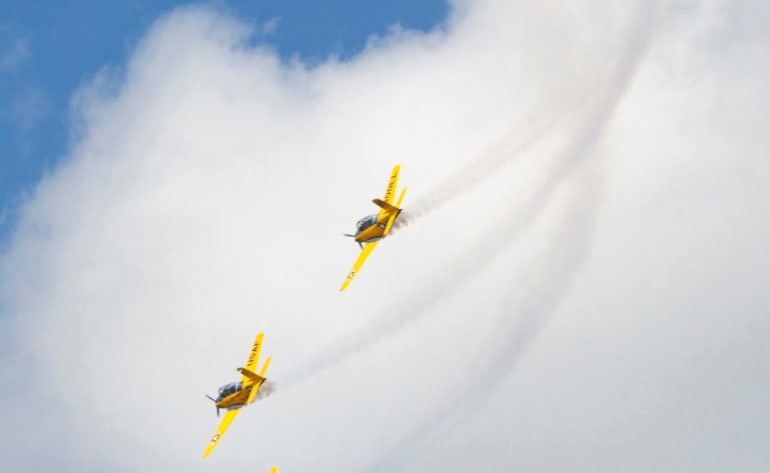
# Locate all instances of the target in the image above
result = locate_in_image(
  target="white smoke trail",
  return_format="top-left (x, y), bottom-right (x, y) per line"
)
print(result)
top-left (276, 145), bottom-right (569, 390)
top-left (255, 380), bottom-right (276, 401)
top-left (364, 158), bottom-right (604, 473)
top-left (277, 110), bottom-right (594, 391)
top-left (392, 116), bottom-right (558, 232)
top-left (362, 2), bottom-right (659, 471)
top-left (275, 0), bottom-right (658, 392)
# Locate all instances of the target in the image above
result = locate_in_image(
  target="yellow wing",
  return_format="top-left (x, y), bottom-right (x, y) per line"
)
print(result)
top-left (269, 468), bottom-right (279, 473)
top-left (201, 408), bottom-right (241, 458)
top-left (378, 164), bottom-right (401, 219)
top-left (339, 241), bottom-right (379, 291)
top-left (241, 333), bottom-right (263, 382)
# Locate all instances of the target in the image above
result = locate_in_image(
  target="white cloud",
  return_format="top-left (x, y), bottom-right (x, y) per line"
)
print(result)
top-left (1, 1), bottom-right (769, 472)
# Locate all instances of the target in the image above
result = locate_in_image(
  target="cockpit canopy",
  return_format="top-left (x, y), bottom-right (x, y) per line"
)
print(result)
top-left (217, 381), bottom-right (242, 401)
top-left (355, 214), bottom-right (378, 234)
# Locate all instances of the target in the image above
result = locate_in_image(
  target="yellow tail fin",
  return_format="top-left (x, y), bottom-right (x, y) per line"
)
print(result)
top-left (259, 356), bottom-right (272, 377)
top-left (394, 187), bottom-right (407, 209)
top-left (382, 188), bottom-right (406, 235)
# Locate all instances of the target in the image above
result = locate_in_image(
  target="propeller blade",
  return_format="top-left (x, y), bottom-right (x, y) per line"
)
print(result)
top-left (205, 394), bottom-right (220, 416)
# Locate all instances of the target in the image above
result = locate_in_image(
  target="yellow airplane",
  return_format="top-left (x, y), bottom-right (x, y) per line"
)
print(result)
top-left (202, 333), bottom-right (272, 458)
top-left (340, 164), bottom-right (407, 291)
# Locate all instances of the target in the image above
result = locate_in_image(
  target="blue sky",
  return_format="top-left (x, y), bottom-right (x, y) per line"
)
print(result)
top-left (0, 0), bottom-right (447, 245)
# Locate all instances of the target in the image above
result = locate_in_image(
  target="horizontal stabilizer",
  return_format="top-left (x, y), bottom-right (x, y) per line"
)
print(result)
top-left (237, 367), bottom-right (264, 382)
top-left (373, 198), bottom-right (401, 213)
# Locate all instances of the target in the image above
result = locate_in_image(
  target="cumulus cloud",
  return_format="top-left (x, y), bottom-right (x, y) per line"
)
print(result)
top-left (1, 1), bottom-right (770, 472)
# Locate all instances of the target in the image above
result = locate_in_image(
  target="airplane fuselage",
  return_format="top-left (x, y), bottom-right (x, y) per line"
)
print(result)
top-left (215, 378), bottom-right (265, 410)
top-left (353, 213), bottom-right (390, 243)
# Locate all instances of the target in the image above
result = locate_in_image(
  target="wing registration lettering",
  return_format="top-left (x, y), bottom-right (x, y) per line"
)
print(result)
top-left (382, 164), bottom-right (400, 208)
top-left (242, 333), bottom-right (263, 380)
